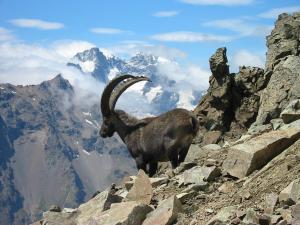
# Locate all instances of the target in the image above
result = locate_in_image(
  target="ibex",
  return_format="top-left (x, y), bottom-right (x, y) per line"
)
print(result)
top-left (99, 75), bottom-right (199, 176)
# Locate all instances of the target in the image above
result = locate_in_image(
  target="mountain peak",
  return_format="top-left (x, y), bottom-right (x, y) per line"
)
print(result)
top-left (74, 47), bottom-right (106, 63)
top-left (39, 74), bottom-right (73, 91)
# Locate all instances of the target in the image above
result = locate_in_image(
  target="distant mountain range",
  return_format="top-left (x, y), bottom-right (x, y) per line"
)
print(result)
top-left (0, 48), bottom-right (205, 225)
top-left (68, 47), bottom-right (203, 113)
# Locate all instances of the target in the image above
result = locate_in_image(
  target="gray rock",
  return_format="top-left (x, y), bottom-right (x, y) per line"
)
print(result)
top-left (185, 144), bottom-right (203, 162)
top-left (183, 183), bottom-right (209, 193)
top-left (202, 144), bottom-right (222, 151)
top-left (292, 204), bottom-right (300, 220)
top-left (280, 99), bottom-right (300, 124)
top-left (176, 191), bottom-right (196, 203)
top-left (206, 206), bottom-right (237, 225)
top-left (85, 201), bottom-right (153, 225)
top-left (265, 13), bottom-right (300, 71)
top-left (142, 195), bottom-right (182, 225)
top-left (149, 177), bottom-right (169, 188)
top-left (279, 179), bottom-right (300, 205)
top-left (271, 118), bottom-right (284, 130)
top-left (49, 205), bottom-right (61, 212)
top-left (256, 55), bottom-right (300, 124)
top-left (76, 187), bottom-right (123, 224)
top-left (184, 166), bottom-right (221, 185)
top-left (126, 170), bottom-right (153, 205)
top-left (242, 208), bottom-right (259, 224)
top-left (173, 162), bottom-right (197, 174)
top-left (265, 192), bottom-right (278, 215)
top-left (223, 128), bottom-right (300, 178)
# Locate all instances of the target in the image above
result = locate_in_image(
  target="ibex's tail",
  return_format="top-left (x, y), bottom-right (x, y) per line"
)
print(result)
top-left (190, 115), bottom-right (199, 136)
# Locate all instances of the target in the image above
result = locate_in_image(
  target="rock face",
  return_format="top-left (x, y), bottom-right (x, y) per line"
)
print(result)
top-left (256, 12), bottom-right (300, 125)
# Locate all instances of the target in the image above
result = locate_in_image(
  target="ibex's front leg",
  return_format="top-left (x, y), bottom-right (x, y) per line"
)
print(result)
top-left (135, 155), bottom-right (146, 172)
top-left (148, 162), bottom-right (158, 177)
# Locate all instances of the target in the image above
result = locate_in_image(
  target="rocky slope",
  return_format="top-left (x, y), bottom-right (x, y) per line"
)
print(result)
top-left (32, 12), bottom-right (300, 225)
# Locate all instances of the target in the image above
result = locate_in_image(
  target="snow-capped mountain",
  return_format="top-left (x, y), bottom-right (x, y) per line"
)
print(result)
top-left (68, 47), bottom-right (203, 114)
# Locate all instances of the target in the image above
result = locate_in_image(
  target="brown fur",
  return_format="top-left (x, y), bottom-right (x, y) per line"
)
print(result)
top-left (100, 108), bottom-right (199, 176)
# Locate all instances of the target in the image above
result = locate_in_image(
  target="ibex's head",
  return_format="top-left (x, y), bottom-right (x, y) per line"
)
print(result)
top-left (99, 75), bottom-right (150, 138)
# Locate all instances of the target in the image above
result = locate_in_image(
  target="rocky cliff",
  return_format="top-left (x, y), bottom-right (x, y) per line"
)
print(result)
top-left (32, 12), bottom-right (300, 225)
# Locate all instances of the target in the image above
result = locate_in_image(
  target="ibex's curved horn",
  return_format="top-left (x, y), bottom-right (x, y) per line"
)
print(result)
top-left (101, 74), bottom-right (135, 116)
top-left (109, 76), bottom-right (151, 111)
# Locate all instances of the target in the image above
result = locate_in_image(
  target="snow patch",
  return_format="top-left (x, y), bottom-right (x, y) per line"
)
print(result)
top-left (0, 87), bottom-right (4, 90)
top-left (85, 119), bottom-right (98, 129)
top-left (32, 97), bottom-right (36, 101)
top-left (82, 111), bottom-right (91, 117)
top-left (11, 91), bottom-right (16, 94)
top-left (100, 48), bottom-right (114, 59)
top-left (85, 119), bottom-right (93, 125)
top-left (82, 149), bottom-right (91, 155)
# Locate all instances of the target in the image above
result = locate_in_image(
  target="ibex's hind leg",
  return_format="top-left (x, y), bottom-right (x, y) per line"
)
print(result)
top-left (148, 162), bottom-right (158, 177)
top-left (178, 145), bottom-right (190, 164)
top-left (164, 137), bottom-right (179, 169)
top-left (168, 149), bottom-right (179, 169)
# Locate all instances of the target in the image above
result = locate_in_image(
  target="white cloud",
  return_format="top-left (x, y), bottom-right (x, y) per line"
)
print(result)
top-left (52, 40), bottom-right (95, 58)
top-left (109, 41), bottom-right (187, 59)
top-left (150, 31), bottom-right (232, 42)
top-left (0, 41), bottom-right (104, 108)
top-left (90, 28), bottom-right (129, 34)
top-left (231, 49), bottom-right (265, 71)
top-left (203, 19), bottom-right (272, 37)
top-left (179, 0), bottom-right (254, 6)
top-left (153, 11), bottom-right (179, 17)
top-left (259, 6), bottom-right (300, 19)
top-left (10, 19), bottom-right (64, 30)
top-left (0, 27), bottom-right (15, 41)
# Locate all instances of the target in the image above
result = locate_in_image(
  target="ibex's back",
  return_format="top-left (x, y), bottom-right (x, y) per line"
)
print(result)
top-left (135, 108), bottom-right (198, 162)
top-left (99, 75), bottom-right (199, 176)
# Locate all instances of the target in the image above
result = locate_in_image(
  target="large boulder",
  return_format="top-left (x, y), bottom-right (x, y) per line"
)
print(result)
top-left (126, 170), bottom-right (153, 205)
top-left (142, 195), bottom-right (182, 225)
top-left (279, 179), bottom-right (300, 205)
top-left (84, 201), bottom-right (153, 225)
top-left (76, 186), bottom-right (123, 224)
top-left (223, 127), bottom-right (300, 178)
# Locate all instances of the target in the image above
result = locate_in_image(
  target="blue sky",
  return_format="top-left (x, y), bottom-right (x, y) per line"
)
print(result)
top-left (0, 0), bottom-right (299, 85)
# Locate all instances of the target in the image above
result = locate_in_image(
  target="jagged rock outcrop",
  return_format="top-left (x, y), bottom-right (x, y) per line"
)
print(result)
top-left (194, 49), bottom-right (266, 144)
top-left (255, 12), bottom-right (300, 125)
